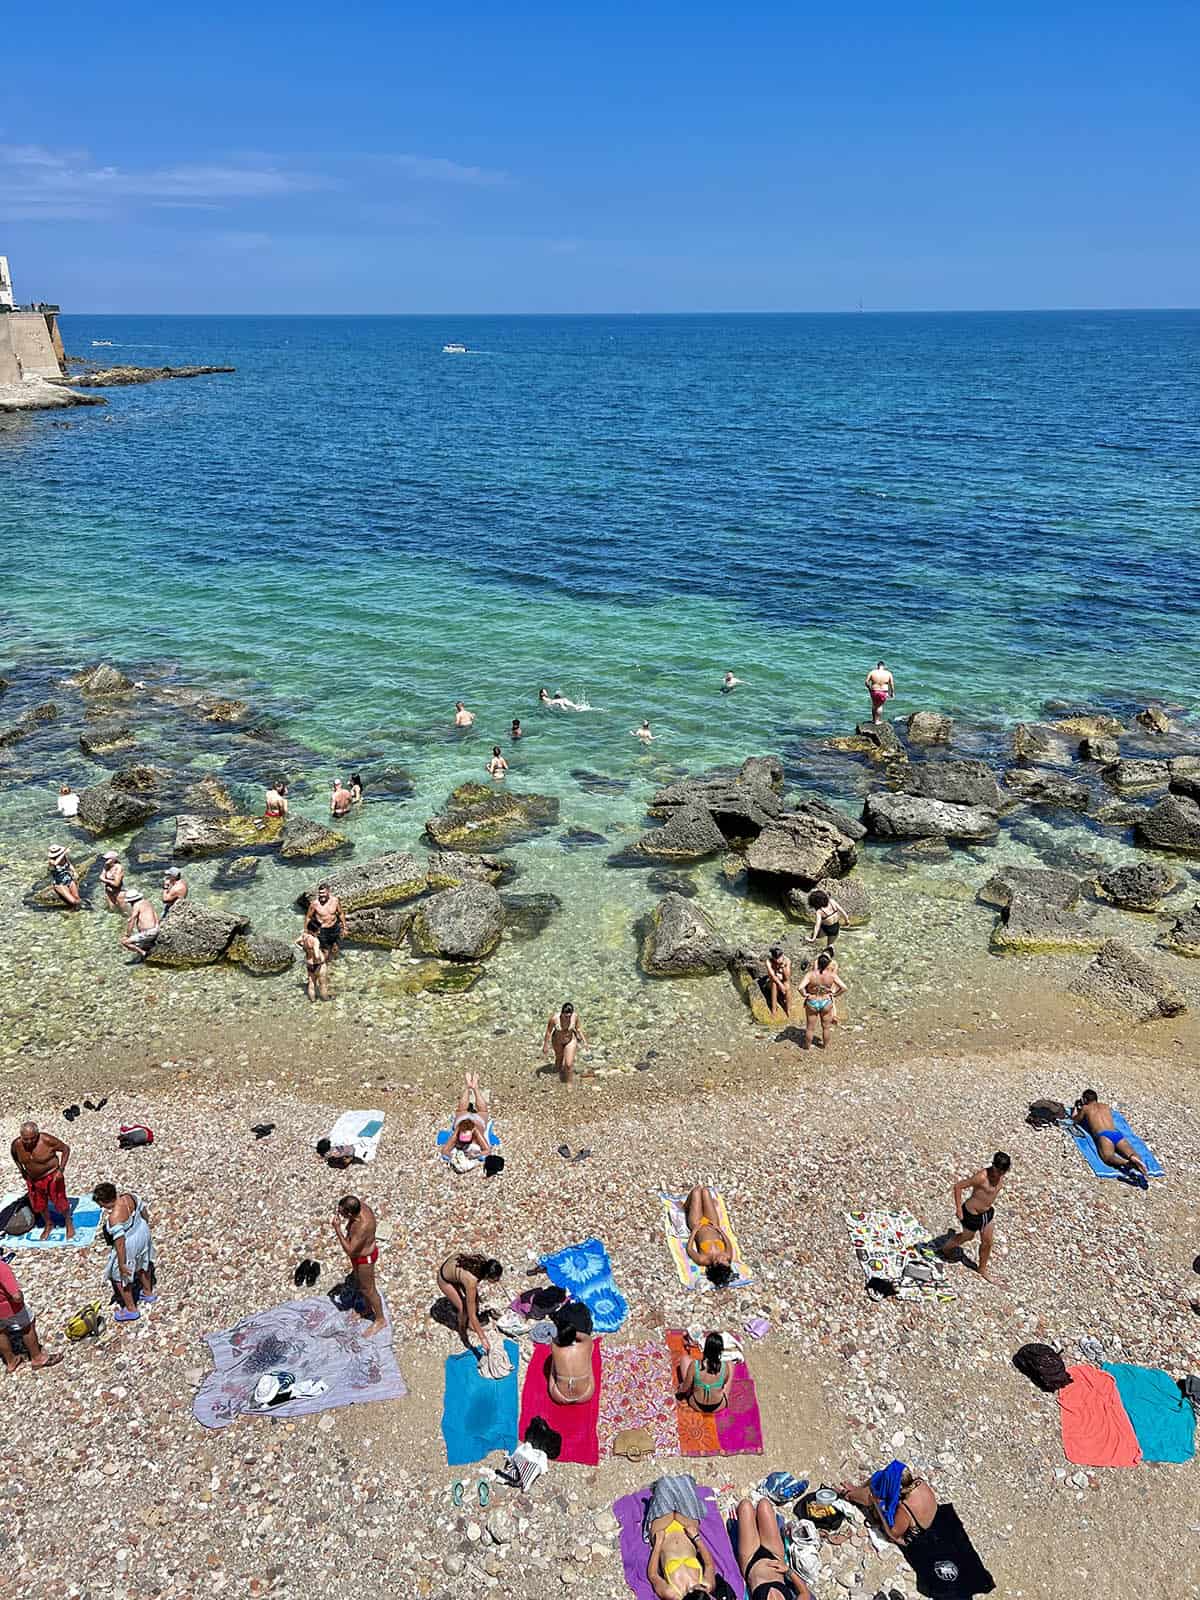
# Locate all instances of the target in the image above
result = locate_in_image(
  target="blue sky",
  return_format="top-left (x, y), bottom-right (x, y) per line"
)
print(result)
top-left (2, 1), bottom-right (1196, 312)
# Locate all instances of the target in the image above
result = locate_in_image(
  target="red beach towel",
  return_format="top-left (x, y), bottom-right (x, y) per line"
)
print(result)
top-left (518, 1340), bottom-right (601, 1466)
top-left (666, 1329), bottom-right (764, 1457)
top-left (1057, 1363), bottom-right (1142, 1468)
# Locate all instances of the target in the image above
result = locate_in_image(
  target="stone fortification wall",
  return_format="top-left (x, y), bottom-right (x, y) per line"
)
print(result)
top-left (1, 312), bottom-right (64, 379)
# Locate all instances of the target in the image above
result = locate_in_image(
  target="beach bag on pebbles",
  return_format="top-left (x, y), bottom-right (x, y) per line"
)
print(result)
top-left (1012, 1342), bottom-right (1072, 1392)
top-left (1026, 1100), bottom-right (1067, 1129)
top-left (118, 1124), bottom-right (154, 1149)
top-left (1, 1200), bottom-right (35, 1236)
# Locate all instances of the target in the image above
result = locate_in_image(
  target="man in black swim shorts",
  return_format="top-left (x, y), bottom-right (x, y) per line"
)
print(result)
top-left (306, 882), bottom-right (347, 959)
top-left (937, 1151), bottom-right (1011, 1285)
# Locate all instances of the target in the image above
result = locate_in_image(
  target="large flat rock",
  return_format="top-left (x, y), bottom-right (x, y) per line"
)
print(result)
top-left (862, 791), bottom-right (998, 841)
top-left (1069, 939), bottom-right (1187, 1022)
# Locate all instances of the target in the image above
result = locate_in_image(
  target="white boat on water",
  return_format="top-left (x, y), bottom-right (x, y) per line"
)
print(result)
top-left (442, 342), bottom-right (467, 354)
top-left (92, 339), bottom-right (114, 347)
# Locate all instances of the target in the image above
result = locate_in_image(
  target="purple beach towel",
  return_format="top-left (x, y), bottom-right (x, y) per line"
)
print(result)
top-left (194, 1294), bottom-right (407, 1429)
top-left (615, 1483), bottom-right (741, 1600)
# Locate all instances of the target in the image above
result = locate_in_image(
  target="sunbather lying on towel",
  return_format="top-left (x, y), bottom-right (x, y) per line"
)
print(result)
top-left (644, 1474), bottom-right (719, 1598)
top-left (840, 1462), bottom-right (937, 1546)
top-left (735, 1496), bottom-right (813, 1600)
top-left (675, 1331), bottom-right (732, 1413)
top-left (1072, 1090), bottom-right (1150, 1186)
top-left (547, 1302), bottom-right (595, 1405)
top-left (685, 1185), bottom-right (735, 1288)
top-left (449, 1072), bottom-right (492, 1159)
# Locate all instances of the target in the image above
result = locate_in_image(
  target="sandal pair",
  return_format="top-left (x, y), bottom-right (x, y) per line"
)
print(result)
top-left (451, 1480), bottom-right (490, 1508)
top-left (293, 1260), bottom-right (321, 1288)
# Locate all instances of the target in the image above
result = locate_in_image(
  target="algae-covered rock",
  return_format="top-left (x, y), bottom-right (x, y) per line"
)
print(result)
top-left (631, 807), bottom-right (727, 862)
top-left (854, 720), bottom-right (904, 757)
top-left (341, 906), bottom-right (415, 948)
top-left (906, 711), bottom-right (953, 746)
top-left (1053, 712), bottom-right (1124, 739)
top-left (1160, 903), bottom-right (1200, 958)
top-left (197, 697), bottom-right (250, 724)
top-left (1093, 861), bottom-right (1180, 912)
top-left (1069, 939), bottom-right (1187, 1021)
top-left (79, 723), bottom-right (137, 758)
top-left (294, 851), bottom-right (428, 913)
top-left (977, 866), bottom-right (1080, 911)
top-left (226, 931), bottom-right (295, 975)
top-left (1136, 794), bottom-right (1200, 854)
top-left (862, 792), bottom-right (997, 842)
top-left (174, 813), bottom-right (284, 857)
top-left (363, 765), bottom-right (415, 797)
top-left (76, 782), bottom-right (159, 837)
top-left (411, 883), bottom-right (505, 961)
top-left (425, 782), bottom-right (559, 849)
top-left (213, 854), bottom-right (261, 889)
top-left (385, 961), bottom-right (483, 997)
top-left (746, 812), bottom-right (858, 885)
top-left (424, 851), bottom-right (511, 890)
top-left (990, 895), bottom-right (1104, 956)
top-left (180, 774), bottom-right (237, 814)
top-left (110, 763), bottom-right (173, 794)
top-left (145, 902), bottom-right (249, 966)
top-left (640, 893), bottom-right (731, 977)
top-left (279, 815), bottom-right (350, 861)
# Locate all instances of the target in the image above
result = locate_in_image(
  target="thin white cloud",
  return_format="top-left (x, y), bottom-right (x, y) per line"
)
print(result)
top-left (383, 153), bottom-right (510, 187)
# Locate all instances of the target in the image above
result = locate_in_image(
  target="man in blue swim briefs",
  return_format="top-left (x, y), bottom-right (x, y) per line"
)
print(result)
top-left (937, 1152), bottom-right (1011, 1284)
top-left (1072, 1090), bottom-right (1150, 1187)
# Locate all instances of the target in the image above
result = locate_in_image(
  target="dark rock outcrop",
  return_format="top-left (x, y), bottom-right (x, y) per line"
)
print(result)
top-left (279, 815), bottom-right (350, 861)
top-left (1002, 769), bottom-right (1091, 810)
top-left (1105, 759), bottom-right (1171, 792)
top-left (74, 662), bottom-right (133, 696)
top-left (341, 906), bottom-right (415, 948)
top-left (1136, 794), bottom-right (1200, 854)
top-left (990, 895), bottom-right (1104, 955)
top-left (1135, 706), bottom-right (1172, 735)
top-left (180, 774), bottom-right (237, 814)
top-left (294, 851), bottom-right (427, 912)
top-left (70, 364), bottom-right (236, 387)
top-left (906, 711), bottom-right (952, 746)
top-left (110, 763), bottom-right (173, 794)
top-left (363, 766), bottom-right (415, 798)
top-left (213, 854), bottom-right (261, 889)
top-left (79, 723), bottom-right (136, 758)
top-left (646, 870), bottom-right (698, 899)
top-left (854, 720), bottom-right (903, 756)
top-left (1012, 724), bottom-right (1067, 765)
top-left (425, 783), bottom-right (559, 849)
top-left (901, 759), bottom-right (1002, 811)
top-left (197, 697), bottom-right (249, 724)
top-left (640, 894), bottom-right (730, 977)
top-left (1096, 801), bottom-right (1149, 827)
top-left (790, 796), bottom-right (868, 842)
top-left (174, 813), bottom-right (284, 857)
top-left (410, 883), bottom-right (505, 961)
top-left (862, 792), bottom-right (998, 842)
top-left (647, 756), bottom-right (785, 840)
top-left (977, 866), bottom-right (1081, 911)
top-left (571, 769), bottom-right (629, 795)
top-left (501, 892), bottom-right (562, 941)
top-left (560, 828), bottom-right (607, 849)
top-left (1093, 861), bottom-right (1180, 912)
top-left (1169, 771), bottom-right (1200, 804)
top-left (75, 782), bottom-right (159, 837)
top-left (226, 932), bottom-right (295, 975)
top-left (1079, 736), bottom-right (1120, 764)
top-left (630, 807), bottom-right (727, 862)
top-left (746, 812), bottom-right (859, 884)
top-left (145, 902), bottom-right (249, 967)
top-left (1069, 939), bottom-right (1187, 1021)
top-left (1160, 903), bottom-right (1200, 958)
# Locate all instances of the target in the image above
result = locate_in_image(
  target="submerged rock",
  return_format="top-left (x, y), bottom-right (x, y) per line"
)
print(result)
top-left (425, 850), bottom-right (511, 889)
top-left (906, 710), bottom-right (953, 746)
top-left (146, 902), bottom-right (249, 966)
top-left (76, 782), bottom-right (159, 837)
top-left (74, 662), bottom-right (133, 696)
top-left (1093, 861), bottom-right (1180, 911)
top-left (1002, 769), bottom-right (1091, 810)
top-left (571, 769), bottom-right (630, 795)
top-left (294, 851), bottom-right (427, 912)
top-left (279, 815), bottom-right (350, 861)
top-left (174, 813), bottom-right (284, 857)
top-left (79, 723), bottom-right (136, 758)
top-left (226, 931), bottom-right (295, 975)
top-left (640, 893), bottom-right (731, 977)
top-left (501, 892), bottom-right (562, 941)
top-left (110, 763), bottom-right (173, 794)
top-left (631, 807), bottom-right (727, 862)
top-left (1069, 939), bottom-right (1187, 1021)
top-left (425, 782), bottom-right (559, 849)
top-left (646, 870), bottom-right (698, 898)
top-left (180, 774), bottom-right (237, 814)
top-left (385, 961), bottom-right (483, 996)
top-left (746, 812), bottom-right (859, 885)
top-left (901, 759), bottom-right (1002, 811)
top-left (989, 895), bottom-right (1104, 955)
top-left (213, 854), bottom-right (261, 889)
top-left (560, 827), bottom-right (607, 849)
top-left (1136, 794), bottom-right (1200, 854)
top-left (362, 765), bottom-right (415, 797)
top-left (1160, 903), bottom-right (1200, 958)
top-left (341, 906), bottom-right (415, 948)
top-left (977, 865), bottom-right (1081, 911)
top-left (862, 792), bottom-right (998, 842)
top-left (411, 883), bottom-right (505, 961)
top-left (1095, 800), bottom-right (1149, 827)
top-left (197, 697), bottom-right (250, 724)
top-left (1135, 706), bottom-right (1172, 735)
top-left (1104, 759), bottom-right (1171, 792)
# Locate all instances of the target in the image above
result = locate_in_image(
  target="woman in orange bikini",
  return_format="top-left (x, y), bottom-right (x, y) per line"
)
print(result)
top-left (684, 1184), bottom-right (735, 1287)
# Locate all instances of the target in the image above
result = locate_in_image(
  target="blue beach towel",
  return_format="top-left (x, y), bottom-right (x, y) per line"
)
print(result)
top-left (0, 1192), bottom-right (102, 1251)
top-left (1102, 1362), bottom-right (1195, 1463)
top-left (435, 1120), bottom-right (501, 1161)
top-left (441, 1341), bottom-right (519, 1466)
top-left (1069, 1109), bottom-right (1163, 1181)
top-left (869, 1458), bottom-right (907, 1525)
top-left (540, 1237), bottom-right (629, 1333)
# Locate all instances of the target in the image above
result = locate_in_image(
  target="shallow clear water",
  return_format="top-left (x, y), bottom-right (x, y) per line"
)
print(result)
top-left (2, 311), bottom-right (1199, 1057)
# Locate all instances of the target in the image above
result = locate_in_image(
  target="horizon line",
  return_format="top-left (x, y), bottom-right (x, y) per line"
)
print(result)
top-left (55, 304), bottom-right (1200, 319)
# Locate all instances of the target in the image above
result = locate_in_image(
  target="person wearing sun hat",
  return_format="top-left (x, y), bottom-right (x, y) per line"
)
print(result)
top-left (161, 867), bottom-right (188, 916)
top-left (100, 850), bottom-right (126, 911)
top-left (47, 844), bottom-right (82, 909)
top-left (119, 887), bottom-right (159, 961)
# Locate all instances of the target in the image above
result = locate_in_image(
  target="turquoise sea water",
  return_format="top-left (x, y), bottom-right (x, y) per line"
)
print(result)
top-left (2, 312), bottom-right (1199, 1057)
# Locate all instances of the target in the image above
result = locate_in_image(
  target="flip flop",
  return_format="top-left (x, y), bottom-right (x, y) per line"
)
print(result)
top-left (557, 1144), bottom-right (572, 1160)
top-left (304, 1262), bottom-right (321, 1288)
top-left (63, 1105), bottom-right (80, 1121)
top-left (32, 1352), bottom-right (64, 1370)
top-left (113, 1309), bottom-right (140, 1323)
top-left (252, 1123), bottom-right (276, 1140)
top-left (451, 1481), bottom-right (465, 1507)
top-left (477, 1480), bottom-right (490, 1508)
top-left (572, 1148), bottom-right (593, 1163)
top-left (293, 1260), bottom-right (310, 1287)
top-left (84, 1096), bottom-right (109, 1112)
top-left (139, 1294), bottom-right (158, 1305)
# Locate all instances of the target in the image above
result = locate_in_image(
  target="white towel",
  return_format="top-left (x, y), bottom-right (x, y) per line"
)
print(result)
top-left (326, 1109), bottom-right (385, 1163)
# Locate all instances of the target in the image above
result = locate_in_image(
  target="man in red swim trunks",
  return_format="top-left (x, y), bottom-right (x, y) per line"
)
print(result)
top-left (10, 1121), bottom-right (75, 1241)
top-left (865, 661), bottom-right (895, 725)
top-left (332, 1194), bottom-right (385, 1338)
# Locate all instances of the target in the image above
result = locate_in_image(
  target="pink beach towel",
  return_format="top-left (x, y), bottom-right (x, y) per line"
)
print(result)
top-left (1058, 1363), bottom-right (1142, 1468)
top-left (518, 1340), bottom-right (601, 1465)
top-left (666, 1329), bottom-right (764, 1457)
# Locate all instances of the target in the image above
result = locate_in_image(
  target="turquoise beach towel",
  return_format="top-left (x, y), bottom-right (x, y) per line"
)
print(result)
top-left (441, 1341), bottom-right (519, 1466)
top-left (1069, 1109), bottom-right (1163, 1180)
top-left (540, 1237), bottom-right (628, 1333)
top-left (435, 1120), bottom-right (501, 1160)
top-left (0, 1192), bottom-right (102, 1251)
top-left (1102, 1362), bottom-right (1195, 1463)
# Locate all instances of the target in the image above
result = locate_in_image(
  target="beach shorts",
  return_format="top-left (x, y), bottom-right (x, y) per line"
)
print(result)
top-left (0, 1307), bottom-right (33, 1336)
top-left (129, 930), bottom-right (157, 948)
top-left (315, 924), bottom-right (340, 951)
top-left (870, 688), bottom-right (889, 707)
top-left (962, 1207), bottom-right (994, 1233)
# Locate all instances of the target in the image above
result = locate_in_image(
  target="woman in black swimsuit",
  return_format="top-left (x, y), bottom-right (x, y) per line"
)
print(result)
top-left (734, 1497), bottom-right (812, 1600)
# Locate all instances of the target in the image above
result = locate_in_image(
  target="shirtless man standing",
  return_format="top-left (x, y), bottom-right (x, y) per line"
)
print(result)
top-left (306, 883), bottom-right (347, 960)
top-left (120, 889), bottom-right (159, 961)
top-left (454, 701), bottom-right (475, 727)
top-left (100, 851), bottom-right (126, 910)
top-left (938, 1151), bottom-right (1011, 1283)
top-left (633, 720), bottom-right (653, 743)
top-left (11, 1122), bottom-right (75, 1241)
top-left (865, 661), bottom-right (895, 725)
top-left (1073, 1090), bottom-right (1150, 1186)
top-left (264, 780), bottom-right (289, 818)
top-left (330, 777), bottom-right (352, 817)
top-left (162, 867), bottom-right (188, 915)
top-left (332, 1195), bottom-right (385, 1337)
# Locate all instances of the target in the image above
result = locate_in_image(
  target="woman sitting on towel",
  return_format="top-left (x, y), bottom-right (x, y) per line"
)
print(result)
top-left (734, 1495), bottom-right (813, 1600)
top-left (546, 1303), bottom-right (595, 1405)
top-left (684, 1185), bottom-right (735, 1288)
top-left (644, 1473), bottom-right (719, 1599)
top-left (839, 1464), bottom-right (937, 1546)
top-left (436, 1251), bottom-right (503, 1352)
top-left (449, 1072), bottom-right (492, 1159)
top-left (675, 1331), bottom-right (732, 1414)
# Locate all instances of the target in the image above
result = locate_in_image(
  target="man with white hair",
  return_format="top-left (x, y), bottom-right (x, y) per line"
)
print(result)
top-left (10, 1121), bottom-right (74, 1241)
top-left (119, 888), bottom-right (159, 961)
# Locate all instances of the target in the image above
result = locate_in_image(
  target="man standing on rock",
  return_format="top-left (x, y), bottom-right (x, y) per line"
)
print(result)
top-left (10, 1122), bottom-right (75, 1241)
top-left (865, 661), bottom-right (895, 725)
top-left (333, 1195), bottom-right (386, 1338)
top-left (1072, 1091), bottom-right (1150, 1187)
top-left (306, 882), bottom-right (347, 961)
top-left (119, 889), bottom-right (160, 961)
top-left (937, 1152), bottom-right (1010, 1284)
top-left (162, 867), bottom-right (188, 916)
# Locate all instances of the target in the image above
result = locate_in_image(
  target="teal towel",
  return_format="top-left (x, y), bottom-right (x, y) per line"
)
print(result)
top-left (441, 1341), bottom-right (519, 1466)
top-left (1102, 1362), bottom-right (1195, 1463)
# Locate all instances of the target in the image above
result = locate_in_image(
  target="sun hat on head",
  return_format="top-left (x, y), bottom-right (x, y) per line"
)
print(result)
top-left (164, 867), bottom-right (182, 880)
top-left (125, 888), bottom-right (143, 904)
top-left (103, 850), bottom-right (119, 861)
top-left (49, 844), bottom-right (68, 862)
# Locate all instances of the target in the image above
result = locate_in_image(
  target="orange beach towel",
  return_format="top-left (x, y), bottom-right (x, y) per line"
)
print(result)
top-left (1057, 1363), bottom-right (1142, 1468)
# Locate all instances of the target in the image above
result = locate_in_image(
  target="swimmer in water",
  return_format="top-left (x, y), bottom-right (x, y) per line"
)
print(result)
top-left (485, 746), bottom-right (508, 778)
top-left (539, 687), bottom-right (580, 710)
top-left (633, 720), bottom-right (653, 743)
top-left (454, 701), bottom-right (475, 727)
top-left (511, 718), bottom-right (522, 741)
top-left (722, 670), bottom-right (743, 692)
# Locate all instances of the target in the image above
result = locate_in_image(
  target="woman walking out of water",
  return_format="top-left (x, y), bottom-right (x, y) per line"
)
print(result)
top-left (543, 1001), bottom-right (587, 1084)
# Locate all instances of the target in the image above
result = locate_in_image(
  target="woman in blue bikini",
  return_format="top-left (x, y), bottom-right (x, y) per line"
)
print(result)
top-left (799, 951), bottom-right (847, 1052)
